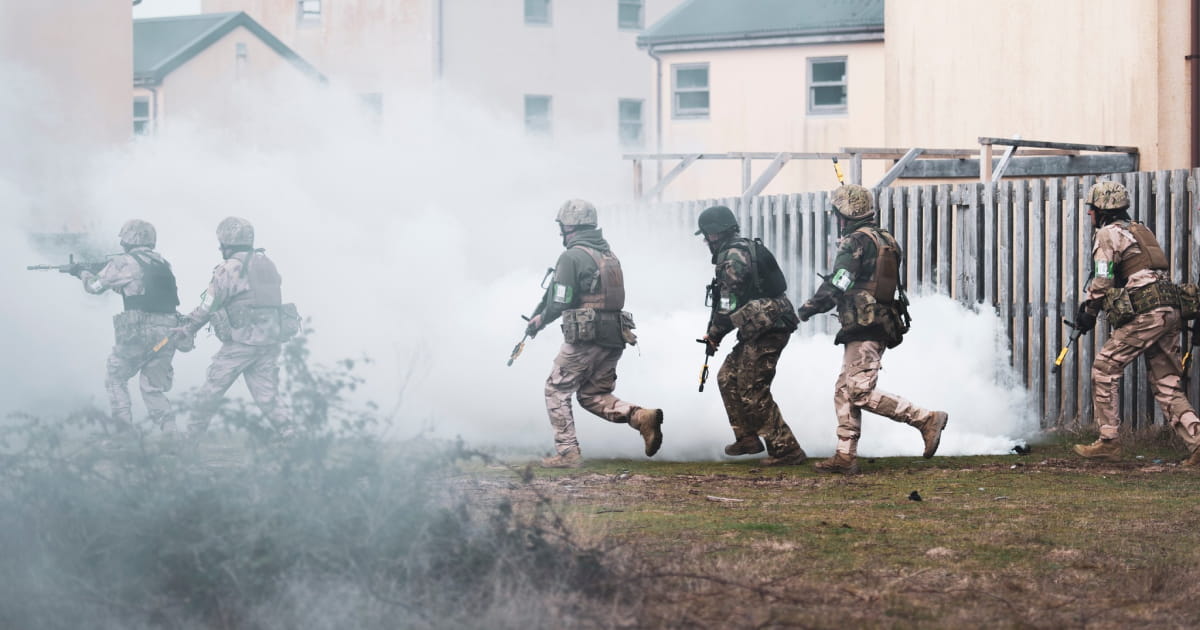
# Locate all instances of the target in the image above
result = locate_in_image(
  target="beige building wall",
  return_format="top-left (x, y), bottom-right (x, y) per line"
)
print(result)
top-left (885, 0), bottom-right (1194, 172)
top-left (0, 1), bottom-right (131, 227)
top-left (654, 42), bottom-right (886, 200)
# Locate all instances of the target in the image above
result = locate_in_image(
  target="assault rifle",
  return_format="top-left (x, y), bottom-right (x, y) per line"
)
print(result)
top-left (1051, 320), bottom-right (1085, 375)
top-left (507, 266), bottom-right (555, 366)
top-left (696, 338), bottom-right (714, 392)
top-left (26, 254), bottom-right (107, 276)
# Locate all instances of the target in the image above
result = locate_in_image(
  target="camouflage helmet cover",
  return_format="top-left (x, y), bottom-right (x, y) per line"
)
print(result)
top-left (831, 184), bottom-right (875, 220)
top-left (694, 205), bottom-right (739, 235)
top-left (556, 199), bottom-right (598, 227)
top-left (1085, 181), bottom-right (1130, 211)
top-left (118, 219), bottom-right (157, 247)
top-left (216, 216), bottom-right (255, 247)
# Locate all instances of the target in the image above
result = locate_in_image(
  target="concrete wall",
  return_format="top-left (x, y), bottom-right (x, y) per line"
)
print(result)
top-left (884, 0), bottom-right (1193, 172)
top-left (652, 41), bottom-right (887, 200)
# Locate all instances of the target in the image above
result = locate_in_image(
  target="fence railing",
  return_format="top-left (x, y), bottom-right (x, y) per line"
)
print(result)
top-left (610, 168), bottom-right (1200, 429)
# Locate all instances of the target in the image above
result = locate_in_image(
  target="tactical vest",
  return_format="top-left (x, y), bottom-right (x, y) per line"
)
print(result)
top-left (1114, 221), bottom-right (1168, 285)
top-left (244, 251), bottom-right (283, 307)
top-left (123, 251), bottom-right (180, 313)
top-left (574, 246), bottom-right (625, 311)
top-left (852, 227), bottom-right (901, 303)
top-left (727, 237), bottom-right (788, 301)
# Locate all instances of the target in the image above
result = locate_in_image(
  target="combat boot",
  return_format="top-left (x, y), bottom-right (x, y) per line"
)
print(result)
top-left (1073, 438), bottom-right (1122, 461)
top-left (541, 448), bottom-right (582, 469)
top-left (920, 411), bottom-right (949, 458)
top-left (761, 445), bottom-right (807, 467)
top-left (814, 452), bottom-right (861, 475)
top-left (629, 408), bottom-right (664, 457)
top-left (724, 436), bottom-right (765, 456)
top-left (1181, 447), bottom-right (1200, 468)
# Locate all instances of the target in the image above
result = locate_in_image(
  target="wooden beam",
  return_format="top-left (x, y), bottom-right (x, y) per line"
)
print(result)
top-left (874, 147), bottom-right (924, 188)
top-left (900, 154), bottom-right (1140, 179)
top-left (632, 159), bottom-right (643, 198)
top-left (842, 146), bottom-right (978, 158)
top-left (741, 157), bottom-right (752, 193)
top-left (741, 153), bottom-right (791, 201)
top-left (991, 143), bottom-right (1019, 182)
top-left (976, 137), bottom-right (1139, 154)
top-left (850, 153), bottom-right (862, 185)
top-left (981, 143), bottom-right (994, 182)
top-left (641, 153), bottom-right (700, 200)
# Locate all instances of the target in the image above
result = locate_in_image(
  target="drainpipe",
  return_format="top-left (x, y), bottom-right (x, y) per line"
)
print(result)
top-left (147, 85), bottom-right (158, 135)
top-left (1191, 0), bottom-right (1199, 167)
top-left (647, 46), bottom-right (664, 185)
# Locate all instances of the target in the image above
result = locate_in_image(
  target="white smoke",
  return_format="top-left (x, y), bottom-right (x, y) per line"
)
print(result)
top-left (0, 61), bottom-right (1035, 459)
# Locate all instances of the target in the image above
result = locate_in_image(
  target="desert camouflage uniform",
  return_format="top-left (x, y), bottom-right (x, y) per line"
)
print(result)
top-left (533, 227), bottom-right (650, 456)
top-left (707, 239), bottom-right (803, 458)
top-left (181, 250), bottom-right (292, 434)
top-left (81, 248), bottom-right (179, 432)
top-left (798, 206), bottom-right (943, 459)
top-left (1081, 221), bottom-right (1200, 445)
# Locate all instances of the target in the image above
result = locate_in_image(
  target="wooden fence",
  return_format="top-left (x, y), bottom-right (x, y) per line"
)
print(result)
top-left (611, 169), bottom-right (1200, 428)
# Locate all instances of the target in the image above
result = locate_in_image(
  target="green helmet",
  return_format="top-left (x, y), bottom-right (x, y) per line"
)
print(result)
top-left (556, 199), bottom-right (598, 227)
top-left (831, 185), bottom-right (875, 220)
top-left (118, 219), bottom-right (156, 248)
top-left (1085, 181), bottom-right (1130, 211)
top-left (694, 205), bottom-right (739, 236)
top-left (216, 216), bottom-right (255, 247)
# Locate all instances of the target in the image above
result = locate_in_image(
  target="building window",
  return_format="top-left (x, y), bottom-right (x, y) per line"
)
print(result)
top-left (672, 63), bottom-right (709, 118)
top-left (619, 99), bottom-right (643, 147)
top-left (525, 0), bottom-right (550, 25)
top-left (133, 97), bottom-right (151, 135)
top-left (525, 95), bottom-right (552, 135)
top-left (808, 57), bottom-right (847, 114)
top-left (297, 0), bottom-right (321, 26)
top-left (618, 0), bottom-right (643, 29)
top-left (235, 42), bottom-right (248, 61)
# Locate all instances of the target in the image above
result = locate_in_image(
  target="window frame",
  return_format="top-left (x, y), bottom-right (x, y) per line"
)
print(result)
top-left (133, 96), bottom-right (152, 136)
top-left (617, 0), bottom-right (643, 30)
top-left (618, 98), bottom-right (644, 147)
top-left (524, 94), bottom-right (553, 136)
top-left (807, 56), bottom-right (848, 115)
top-left (524, 0), bottom-right (551, 25)
top-left (297, 0), bottom-right (322, 27)
top-left (671, 63), bottom-right (710, 119)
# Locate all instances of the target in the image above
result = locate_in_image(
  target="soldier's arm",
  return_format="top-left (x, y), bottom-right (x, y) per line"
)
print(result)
top-left (182, 262), bottom-right (239, 332)
top-left (801, 233), bottom-right (868, 314)
top-left (81, 258), bottom-right (131, 295)
top-left (1082, 229), bottom-right (1118, 313)
top-left (538, 251), bottom-right (583, 327)
top-left (706, 249), bottom-right (751, 340)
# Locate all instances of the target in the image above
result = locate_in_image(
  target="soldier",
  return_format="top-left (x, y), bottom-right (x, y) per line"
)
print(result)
top-left (524, 199), bottom-right (664, 468)
top-left (74, 219), bottom-right (185, 435)
top-left (697, 205), bottom-right (807, 466)
top-left (796, 185), bottom-right (947, 474)
top-left (172, 217), bottom-right (300, 438)
top-left (1071, 181), bottom-right (1200, 466)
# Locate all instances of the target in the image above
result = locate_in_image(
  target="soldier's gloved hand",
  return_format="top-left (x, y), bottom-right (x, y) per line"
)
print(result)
top-left (700, 335), bottom-right (719, 356)
top-left (797, 303), bottom-right (819, 322)
top-left (168, 326), bottom-right (196, 353)
top-left (1074, 306), bottom-right (1097, 334)
top-left (67, 263), bottom-right (85, 278)
top-left (525, 314), bottom-right (543, 338)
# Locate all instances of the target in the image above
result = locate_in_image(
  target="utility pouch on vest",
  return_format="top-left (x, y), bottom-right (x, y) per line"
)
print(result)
top-left (620, 311), bottom-right (638, 346)
top-left (1103, 288), bottom-right (1136, 329)
top-left (1178, 283), bottom-right (1200, 320)
top-left (561, 308), bottom-right (597, 344)
top-left (594, 310), bottom-right (625, 349)
top-left (1128, 281), bottom-right (1179, 315)
top-left (279, 303), bottom-right (302, 340)
top-left (112, 310), bottom-right (145, 346)
top-left (210, 309), bottom-right (234, 343)
top-left (837, 292), bottom-right (905, 347)
top-left (730, 297), bottom-right (781, 339)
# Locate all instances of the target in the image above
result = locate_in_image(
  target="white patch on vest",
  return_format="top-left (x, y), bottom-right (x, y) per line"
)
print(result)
top-left (719, 295), bottom-right (737, 311)
top-left (552, 283), bottom-right (573, 304)
top-left (832, 268), bottom-right (853, 291)
top-left (1095, 260), bottom-right (1114, 279)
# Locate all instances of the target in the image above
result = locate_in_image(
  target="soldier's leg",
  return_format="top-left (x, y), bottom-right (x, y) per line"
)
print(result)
top-left (844, 340), bottom-right (948, 458)
top-left (188, 343), bottom-right (254, 434)
top-left (1091, 316), bottom-right (1160, 439)
top-left (717, 340), bottom-right (752, 438)
top-left (575, 346), bottom-right (635, 423)
top-left (138, 347), bottom-right (176, 432)
top-left (544, 343), bottom-right (594, 456)
top-left (242, 344), bottom-right (292, 433)
top-left (105, 347), bottom-right (140, 432)
top-left (831, 342), bottom-right (867, 457)
top-left (1140, 314), bottom-right (1200, 448)
top-left (739, 331), bottom-right (802, 458)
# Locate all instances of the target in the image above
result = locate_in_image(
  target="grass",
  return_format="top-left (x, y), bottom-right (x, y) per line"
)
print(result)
top-left (476, 434), bottom-right (1200, 629)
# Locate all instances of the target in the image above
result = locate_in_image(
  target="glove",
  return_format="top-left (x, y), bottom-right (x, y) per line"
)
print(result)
top-left (1074, 306), bottom-right (1096, 334)
top-left (67, 263), bottom-right (85, 278)
top-left (797, 303), bottom-right (819, 322)
top-left (168, 326), bottom-right (196, 353)
top-left (700, 335), bottom-right (719, 356)
top-left (525, 314), bottom-right (543, 338)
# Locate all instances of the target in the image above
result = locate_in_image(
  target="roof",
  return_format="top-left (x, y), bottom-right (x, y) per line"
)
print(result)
top-left (639, 0), bottom-right (884, 50)
top-left (134, 12), bottom-right (325, 85)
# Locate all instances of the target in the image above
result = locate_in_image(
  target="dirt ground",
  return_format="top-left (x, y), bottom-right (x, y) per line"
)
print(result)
top-left (468, 443), bottom-right (1200, 629)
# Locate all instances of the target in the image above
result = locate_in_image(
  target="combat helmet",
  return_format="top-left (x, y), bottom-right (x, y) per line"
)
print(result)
top-left (831, 185), bottom-right (875, 221)
top-left (1085, 181), bottom-right (1130, 211)
top-left (556, 199), bottom-right (598, 227)
top-left (119, 219), bottom-right (157, 248)
top-left (216, 216), bottom-right (255, 248)
top-left (694, 205), bottom-right (739, 236)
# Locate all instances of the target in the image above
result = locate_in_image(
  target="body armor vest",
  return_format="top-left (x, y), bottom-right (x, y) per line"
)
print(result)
top-left (1115, 221), bottom-right (1168, 285)
top-left (123, 252), bottom-right (180, 313)
top-left (243, 251), bottom-right (283, 307)
top-left (853, 227), bottom-right (901, 303)
top-left (727, 237), bottom-right (788, 300)
top-left (574, 246), bottom-right (625, 311)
